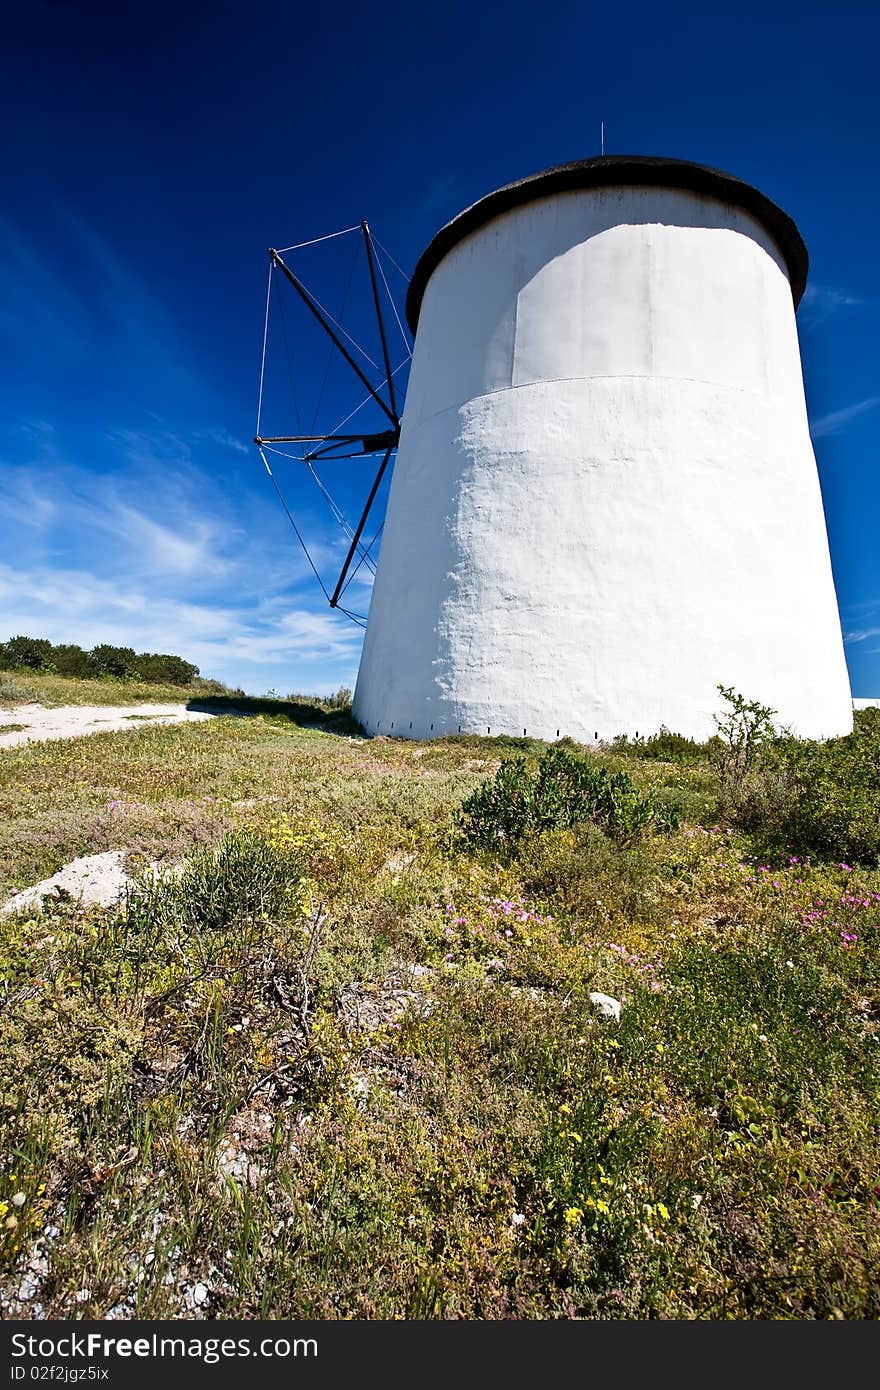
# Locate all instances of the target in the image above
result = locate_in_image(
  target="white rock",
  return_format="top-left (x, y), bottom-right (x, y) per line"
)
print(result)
top-left (589, 991), bottom-right (622, 1022)
top-left (2, 851), bottom-right (130, 916)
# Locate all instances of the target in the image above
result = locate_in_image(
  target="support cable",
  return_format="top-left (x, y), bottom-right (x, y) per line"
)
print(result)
top-left (373, 242), bottom-right (412, 359)
top-left (319, 356), bottom-right (409, 442)
top-left (370, 235), bottom-right (412, 283)
top-left (363, 222), bottom-right (397, 419)
top-left (340, 521), bottom-right (384, 598)
top-left (307, 461), bottom-right (377, 575)
top-left (255, 260), bottom-right (273, 437)
top-left (310, 234), bottom-right (361, 435)
top-left (271, 249), bottom-right (394, 423)
top-left (258, 445), bottom-right (331, 603)
top-left (276, 275), bottom-right (302, 435)
top-left (330, 444), bottom-right (393, 607)
top-left (276, 225), bottom-right (361, 253)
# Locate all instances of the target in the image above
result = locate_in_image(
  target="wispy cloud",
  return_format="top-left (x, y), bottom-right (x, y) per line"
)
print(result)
top-left (799, 283), bottom-right (864, 328)
top-left (841, 596), bottom-right (880, 646)
top-left (810, 395), bottom-right (880, 438)
top-left (0, 206), bottom-right (373, 695)
top-left (0, 562), bottom-right (361, 682)
top-left (0, 430), bottom-right (367, 691)
top-left (195, 427), bottom-right (250, 455)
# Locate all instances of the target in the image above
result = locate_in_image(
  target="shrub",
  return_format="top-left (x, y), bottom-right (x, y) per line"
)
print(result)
top-left (612, 726), bottom-right (709, 765)
top-left (730, 707), bottom-right (880, 865)
top-left (456, 746), bottom-right (678, 857)
top-left (50, 643), bottom-right (92, 678)
top-left (325, 686), bottom-right (353, 710)
top-left (135, 652), bottom-right (200, 685)
top-left (1, 635), bottom-right (53, 670)
top-left (88, 644), bottom-right (140, 679)
top-left (1, 635), bottom-right (202, 686)
top-left (712, 684), bottom-right (778, 783)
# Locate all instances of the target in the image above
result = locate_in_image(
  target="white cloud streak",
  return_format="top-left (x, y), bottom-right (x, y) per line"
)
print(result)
top-left (810, 395), bottom-right (880, 438)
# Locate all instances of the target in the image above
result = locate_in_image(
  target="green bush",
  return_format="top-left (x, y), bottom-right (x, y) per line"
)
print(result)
top-left (1, 635), bottom-right (202, 686)
top-left (50, 643), bottom-right (93, 678)
top-left (135, 652), bottom-right (200, 685)
top-left (612, 726), bottom-right (710, 765)
top-left (456, 746), bottom-right (678, 857)
top-left (0, 635), bottom-right (53, 670)
top-left (730, 707), bottom-right (880, 865)
top-left (88, 644), bottom-right (140, 679)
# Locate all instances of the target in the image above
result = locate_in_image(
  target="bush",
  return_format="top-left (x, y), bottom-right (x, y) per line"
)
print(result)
top-left (0, 635), bottom-right (53, 670)
top-left (135, 652), bottom-right (200, 685)
top-left (729, 707), bottom-right (880, 865)
top-left (50, 643), bottom-right (92, 678)
top-left (612, 726), bottom-right (709, 765)
top-left (1, 635), bottom-right (202, 687)
top-left (88, 644), bottom-right (140, 679)
top-left (712, 684), bottom-right (778, 784)
top-left (455, 746), bottom-right (678, 857)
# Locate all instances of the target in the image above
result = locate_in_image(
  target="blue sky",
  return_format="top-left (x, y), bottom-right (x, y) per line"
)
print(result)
top-left (2, 0), bottom-right (878, 696)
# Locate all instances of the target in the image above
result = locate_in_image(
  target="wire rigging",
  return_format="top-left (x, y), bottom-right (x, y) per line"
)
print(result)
top-left (254, 222), bottom-right (406, 631)
top-left (258, 446), bottom-right (331, 603)
top-left (276, 225), bottom-right (361, 253)
top-left (255, 260), bottom-right (273, 437)
top-left (276, 273), bottom-right (302, 436)
top-left (372, 242), bottom-right (412, 359)
top-left (306, 461), bottom-right (377, 576)
top-left (310, 234), bottom-right (362, 434)
top-left (339, 521), bottom-right (384, 599)
top-left (371, 235), bottom-right (412, 283)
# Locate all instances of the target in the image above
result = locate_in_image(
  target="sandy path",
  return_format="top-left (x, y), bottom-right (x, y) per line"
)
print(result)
top-left (0, 701), bottom-right (219, 749)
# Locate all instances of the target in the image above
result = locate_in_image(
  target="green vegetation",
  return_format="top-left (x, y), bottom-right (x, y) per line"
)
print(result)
top-left (0, 686), bottom-right (878, 1318)
top-left (0, 634), bottom-right (204, 688)
top-left (456, 745), bottom-right (679, 856)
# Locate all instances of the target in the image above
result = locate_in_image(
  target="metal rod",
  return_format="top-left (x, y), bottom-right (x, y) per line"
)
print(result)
top-left (330, 444), bottom-right (393, 607)
top-left (362, 222), bottom-right (397, 420)
top-left (255, 433), bottom-right (374, 445)
top-left (269, 250), bottom-right (397, 426)
top-left (304, 448), bottom-right (389, 462)
top-left (305, 428), bottom-right (397, 461)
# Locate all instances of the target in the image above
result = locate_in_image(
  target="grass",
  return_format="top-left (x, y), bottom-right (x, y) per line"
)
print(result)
top-left (0, 693), bottom-right (878, 1319)
top-left (0, 669), bottom-right (221, 709)
top-left (0, 724), bottom-right (26, 736)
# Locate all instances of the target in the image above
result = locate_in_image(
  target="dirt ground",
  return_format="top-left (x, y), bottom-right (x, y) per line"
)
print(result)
top-left (0, 701), bottom-right (218, 749)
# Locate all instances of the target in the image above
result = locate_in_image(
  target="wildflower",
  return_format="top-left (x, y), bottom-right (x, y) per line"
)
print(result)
top-left (563, 1207), bottom-right (583, 1227)
top-left (11, 1193), bottom-right (25, 1208)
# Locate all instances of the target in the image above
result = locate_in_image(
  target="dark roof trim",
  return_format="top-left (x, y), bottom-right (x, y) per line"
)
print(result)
top-left (405, 155), bottom-right (808, 333)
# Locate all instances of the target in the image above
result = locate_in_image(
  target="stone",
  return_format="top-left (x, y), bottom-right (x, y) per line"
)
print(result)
top-left (589, 991), bottom-right (621, 1022)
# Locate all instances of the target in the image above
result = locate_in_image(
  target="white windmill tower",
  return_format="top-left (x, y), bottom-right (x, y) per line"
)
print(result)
top-left (347, 155), bottom-right (852, 741)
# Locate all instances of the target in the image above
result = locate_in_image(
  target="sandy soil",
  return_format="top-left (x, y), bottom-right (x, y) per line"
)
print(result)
top-left (0, 701), bottom-right (218, 749)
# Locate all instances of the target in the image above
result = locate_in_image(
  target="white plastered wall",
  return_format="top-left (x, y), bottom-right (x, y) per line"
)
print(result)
top-left (353, 186), bottom-right (853, 741)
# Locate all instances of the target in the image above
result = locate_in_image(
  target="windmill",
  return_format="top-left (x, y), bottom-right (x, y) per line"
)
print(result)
top-left (256, 157), bottom-right (853, 741)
